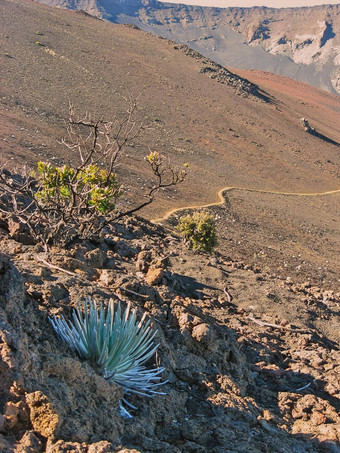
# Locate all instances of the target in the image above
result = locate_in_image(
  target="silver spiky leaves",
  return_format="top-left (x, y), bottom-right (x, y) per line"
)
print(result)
top-left (49, 298), bottom-right (166, 398)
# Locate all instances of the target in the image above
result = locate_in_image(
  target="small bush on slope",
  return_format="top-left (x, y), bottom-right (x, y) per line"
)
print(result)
top-left (178, 210), bottom-right (217, 253)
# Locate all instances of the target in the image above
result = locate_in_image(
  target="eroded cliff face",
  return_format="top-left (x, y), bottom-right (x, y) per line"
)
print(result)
top-left (133, 3), bottom-right (340, 95)
top-left (222, 6), bottom-right (340, 93)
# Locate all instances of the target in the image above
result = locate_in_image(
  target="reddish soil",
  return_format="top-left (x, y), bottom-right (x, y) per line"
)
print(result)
top-left (0, 217), bottom-right (339, 452)
top-left (0, 2), bottom-right (339, 451)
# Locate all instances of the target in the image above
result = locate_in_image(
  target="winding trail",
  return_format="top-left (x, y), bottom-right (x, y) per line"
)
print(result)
top-left (152, 185), bottom-right (340, 223)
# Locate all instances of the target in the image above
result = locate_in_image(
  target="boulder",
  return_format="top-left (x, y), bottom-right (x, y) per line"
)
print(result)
top-left (145, 267), bottom-right (164, 286)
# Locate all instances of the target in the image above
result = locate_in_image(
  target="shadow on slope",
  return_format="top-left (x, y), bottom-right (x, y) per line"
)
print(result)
top-left (309, 129), bottom-right (340, 146)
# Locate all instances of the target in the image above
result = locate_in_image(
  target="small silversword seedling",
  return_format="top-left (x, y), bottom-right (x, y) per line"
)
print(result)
top-left (50, 298), bottom-right (166, 416)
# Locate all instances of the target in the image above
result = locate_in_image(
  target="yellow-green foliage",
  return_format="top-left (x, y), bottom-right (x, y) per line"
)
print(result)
top-left (146, 150), bottom-right (162, 165)
top-left (178, 211), bottom-right (217, 253)
top-left (35, 162), bottom-right (121, 214)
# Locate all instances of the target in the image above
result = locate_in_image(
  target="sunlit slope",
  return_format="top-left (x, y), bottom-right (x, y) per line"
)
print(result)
top-left (1, 0), bottom-right (340, 217)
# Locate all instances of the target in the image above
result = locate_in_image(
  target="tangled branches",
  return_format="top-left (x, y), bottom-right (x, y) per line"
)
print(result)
top-left (0, 101), bottom-right (188, 247)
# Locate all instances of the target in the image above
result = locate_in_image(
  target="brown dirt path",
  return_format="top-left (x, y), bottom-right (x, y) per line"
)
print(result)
top-left (152, 185), bottom-right (340, 223)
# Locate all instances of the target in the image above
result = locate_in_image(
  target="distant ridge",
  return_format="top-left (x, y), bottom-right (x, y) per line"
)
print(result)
top-left (36, 0), bottom-right (340, 95)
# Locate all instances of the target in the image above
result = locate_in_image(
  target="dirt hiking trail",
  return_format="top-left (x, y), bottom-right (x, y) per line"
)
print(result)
top-left (153, 185), bottom-right (340, 223)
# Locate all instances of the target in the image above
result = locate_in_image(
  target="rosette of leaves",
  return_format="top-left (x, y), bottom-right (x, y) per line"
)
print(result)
top-left (49, 298), bottom-right (166, 410)
top-left (178, 210), bottom-right (217, 253)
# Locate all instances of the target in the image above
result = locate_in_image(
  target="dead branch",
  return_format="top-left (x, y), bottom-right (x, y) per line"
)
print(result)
top-left (0, 100), bottom-right (187, 248)
top-left (246, 315), bottom-right (310, 334)
top-left (37, 257), bottom-right (80, 277)
top-left (112, 151), bottom-right (187, 220)
top-left (115, 287), bottom-right (149, 299)
top-left (223, 287), bottom-right (232, 302)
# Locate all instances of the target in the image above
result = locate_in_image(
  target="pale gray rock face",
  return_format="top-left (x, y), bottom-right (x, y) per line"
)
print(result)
top-left (35, 0), bottom-right (340, 95)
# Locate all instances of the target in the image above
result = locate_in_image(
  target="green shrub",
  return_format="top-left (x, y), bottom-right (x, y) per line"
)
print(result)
top-left (178, 210), bottom-right (217, 253)
top-left (35, 161), bottom-right (121, 214)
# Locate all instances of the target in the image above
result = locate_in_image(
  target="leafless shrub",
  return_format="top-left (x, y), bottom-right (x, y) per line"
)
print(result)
top-left (0, 100), bottom-right (188, 247)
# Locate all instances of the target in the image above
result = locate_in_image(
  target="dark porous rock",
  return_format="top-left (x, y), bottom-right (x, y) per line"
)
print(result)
top-left (85, 248), bottom-right (106, 269)
top-left (0, 213), bottom-right (9, 232)
top-left (87, 441), bottom-right (116, 453)
top-left (0, 252), bottom-right (25, 313)
top-left (136, 250), bottom-right (152, 273)
top-left (115, 241), bottom-right (138, 258)
top-left (25, 391), bottom-right (61, 438)
top-left (0, 433), bottom-right (14, 452)
top-left (192, 323), bottom-right (216, 350)
top-left (8, 217), bottom-right (35, 245)
top-left (46, 440), bottom-right (87, 453)
top-left (19, 430), bottom-right (43, 452)
top-left (99, 269), bottom-right (116, 287)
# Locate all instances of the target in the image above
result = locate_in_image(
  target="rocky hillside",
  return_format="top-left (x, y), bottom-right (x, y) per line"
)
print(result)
top-left (0, 2), bottom-right (339, 451)
top-left (2, 0), bottom-right (340, 287)
top-left (0, 214), bottom-right (339, 452)
top-left (36, 0), bottom-right (340, 95)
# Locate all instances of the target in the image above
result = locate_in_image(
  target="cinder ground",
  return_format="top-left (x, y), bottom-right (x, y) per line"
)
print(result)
top-left (1, 0), bottom-right (340, 290)
top-left (0, 216), bottom-right (339, 452)
top-left (0, 2), bottom-right (339, 451)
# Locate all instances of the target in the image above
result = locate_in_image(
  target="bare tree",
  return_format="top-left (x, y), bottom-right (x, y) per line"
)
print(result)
top-left (0, 100), bottom-right (188, 247)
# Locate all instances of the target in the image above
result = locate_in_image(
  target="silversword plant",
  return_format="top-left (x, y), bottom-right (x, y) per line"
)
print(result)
top-left (50, 298), bottom-right (166, 416)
